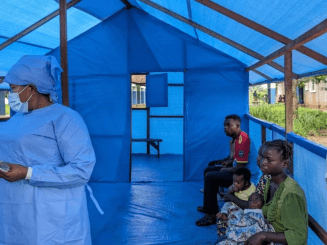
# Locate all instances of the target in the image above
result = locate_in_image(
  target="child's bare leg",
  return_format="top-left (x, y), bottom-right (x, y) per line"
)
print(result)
top-left (216, 213), bottom-right (228, 221)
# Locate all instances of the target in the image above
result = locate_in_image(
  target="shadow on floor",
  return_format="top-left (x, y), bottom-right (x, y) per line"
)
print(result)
top-left (131, 154), bottom-right (183, 182)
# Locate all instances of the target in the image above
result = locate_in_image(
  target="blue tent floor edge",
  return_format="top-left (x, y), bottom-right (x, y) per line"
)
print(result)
top-left (86, 181), bottom-right (221, 245)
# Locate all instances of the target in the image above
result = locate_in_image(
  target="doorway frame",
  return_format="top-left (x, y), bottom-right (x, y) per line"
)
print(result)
top-left (129, 72), bottom-right (185, 182)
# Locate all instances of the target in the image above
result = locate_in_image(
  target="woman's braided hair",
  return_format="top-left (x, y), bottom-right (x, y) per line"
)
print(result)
top-left (264, 140), bottom-right (293, 162)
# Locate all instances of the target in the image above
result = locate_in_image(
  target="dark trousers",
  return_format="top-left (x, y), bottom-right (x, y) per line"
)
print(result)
top-left (203, 163), bottom-right (233, 215)
top-left (204, 160), bottom-right (224, 177)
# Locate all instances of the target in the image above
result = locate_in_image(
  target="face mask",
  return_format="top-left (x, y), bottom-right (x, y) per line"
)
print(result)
top-left (8, 86), bottom-right (34, 113)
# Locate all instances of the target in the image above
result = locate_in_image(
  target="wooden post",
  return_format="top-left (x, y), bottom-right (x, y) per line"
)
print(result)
top-left (194, 0), bottom-right (327, 66)
top-left (0, 0), bottom-right (81, 52)
top-left (285, 51), bottom-right (293, 136)
top-left (309, 215), bottom-right (327, 244)
top-left (60, 0), bottom-right (69, 107)
top-left (138, 0), bottom-right (299, 79)
top-left (246, 17), bottom-right (327, 72)
top-left (267, 83), bottom-right (271, 104)
top-left (292, 79), bottom-right (299, 119)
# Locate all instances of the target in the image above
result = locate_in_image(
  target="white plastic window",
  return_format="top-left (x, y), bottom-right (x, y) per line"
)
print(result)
top-left (305, 82), bottom-right (309, 91)
top-left (309, 81), bottom-right (316, 92)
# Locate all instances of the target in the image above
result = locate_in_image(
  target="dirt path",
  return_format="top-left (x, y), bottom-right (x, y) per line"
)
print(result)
top-left (306, 129), bottom-right (327, 147)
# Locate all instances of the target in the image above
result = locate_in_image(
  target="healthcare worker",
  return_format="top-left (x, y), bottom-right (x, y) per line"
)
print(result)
top-left (0, 55), bottom-right (96, 245)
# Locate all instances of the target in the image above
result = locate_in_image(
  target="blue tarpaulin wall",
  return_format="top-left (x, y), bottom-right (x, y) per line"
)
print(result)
top-left (146, 73), bottom-right (168, 107)
top-left (132, 72), bottom-right (184, 155)
top-left (0, 82), bottom-right (9, 91)
top-left (247, 116), bottom-right (327, 245)
top-left (49, 7), bottom-right (248, 183)
top-left (149, 72), bottom-right (184, 155)
top-left (132, 72), bottom-right (184, 154)
top-left (184, 70), bottom-right (260, 181)
top-left (293, 143), bottom-right (327, 245)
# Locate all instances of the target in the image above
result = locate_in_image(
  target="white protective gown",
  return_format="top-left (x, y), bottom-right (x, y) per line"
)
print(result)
top-left (0, 103), bottom-right (96, 245)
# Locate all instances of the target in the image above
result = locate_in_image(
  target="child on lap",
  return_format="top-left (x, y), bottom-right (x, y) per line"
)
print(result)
top-left (216, 193), bottom-right (279, 245)
top-left (216, 168), bottom-right (256, 235)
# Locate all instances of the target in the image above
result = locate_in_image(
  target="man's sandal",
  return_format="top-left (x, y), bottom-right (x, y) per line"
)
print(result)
top-left (195, 214), bottom-right (216, 226)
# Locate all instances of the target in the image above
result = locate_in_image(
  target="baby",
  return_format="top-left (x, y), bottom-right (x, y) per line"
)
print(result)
top-left (216, 192), bottom-right (276, 245)
top-left (216, 168), bottom-right (256, 235)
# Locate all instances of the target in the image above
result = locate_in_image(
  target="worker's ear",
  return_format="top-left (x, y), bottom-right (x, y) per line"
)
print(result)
top-left (29, 84), bottom-right (37, 93)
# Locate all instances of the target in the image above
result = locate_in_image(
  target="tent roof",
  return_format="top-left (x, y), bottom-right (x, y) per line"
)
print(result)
top-left (48, 7), bottom-right (246, 77)
top-left (1, 0), bottom-right (327, 84)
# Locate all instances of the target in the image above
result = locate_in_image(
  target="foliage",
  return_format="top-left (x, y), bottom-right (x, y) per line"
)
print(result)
top-left (250, 104), bottom-right (327, 137)
top-left (250, 104), bottom-right (285, 127)
top-left (297, 78), bottom-right (308, 88)
top-left (5, 104), bottom-right (10, 116)
top-left (315, 75), bottom-right (327, 83)
top-left (298, 75), bottom-right (327, 89)
top-left (249, 85), bottom-right (268, 105)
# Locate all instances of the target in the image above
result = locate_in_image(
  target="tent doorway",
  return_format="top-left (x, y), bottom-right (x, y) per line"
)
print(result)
top-left (130, 73), bottom-right (184, 182)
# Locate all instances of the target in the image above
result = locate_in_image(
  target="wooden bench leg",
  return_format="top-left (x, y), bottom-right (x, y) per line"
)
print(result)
top-left (147, 142), bottom-right (150, 155)
top-left (149, 141), bottom-right (160, 158)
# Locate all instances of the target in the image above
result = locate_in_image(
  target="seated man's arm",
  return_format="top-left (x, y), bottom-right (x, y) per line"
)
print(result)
top-left (224, 185), bottom-right (249, 209)
top-left (221, 157), bottom-right (234, 167)
top-left (222, 132), bottom-right (251, 172)
top-left (220, 162), bottom-right (246, 173)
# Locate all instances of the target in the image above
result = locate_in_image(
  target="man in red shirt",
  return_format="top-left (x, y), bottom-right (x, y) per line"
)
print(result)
top-left (196, 114), bottom-right (251, 226)
top-left (203, 115), bottom-right (250, 176)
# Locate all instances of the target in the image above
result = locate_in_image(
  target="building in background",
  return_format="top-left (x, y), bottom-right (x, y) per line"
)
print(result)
top-left (275, 79), bottom-right (327, 109)
top-left (0, 82), bottom-right (9, 116)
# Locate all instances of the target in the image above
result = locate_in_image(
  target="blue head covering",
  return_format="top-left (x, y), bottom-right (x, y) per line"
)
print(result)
top-left (4, 55), bottom-right (63, 103)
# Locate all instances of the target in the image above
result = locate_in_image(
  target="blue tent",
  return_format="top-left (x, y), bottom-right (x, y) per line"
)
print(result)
top-left (0, 82), bottom-right (9, 91)
top-left (48, 7), bottom-right (253, 183)
top-left (1, 0), bottom-right (327, 84)
top-left (1, 1), bottom-right (327, 244)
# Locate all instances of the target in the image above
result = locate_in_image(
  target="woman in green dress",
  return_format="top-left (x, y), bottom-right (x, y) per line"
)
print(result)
top-left (245, 140), bottom-right (308, 245)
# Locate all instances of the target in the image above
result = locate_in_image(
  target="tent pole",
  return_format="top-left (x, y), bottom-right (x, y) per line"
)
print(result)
top-left (285, 51), bottom-right (293, 135)
top-left (247, 17), bottom-right (327, 72)
top-left (60, 0), bottom-right (69, 107)
top-left (253, 70), bottom-right (272, 81)
top-left (138, 0), bottom-right (299, 79)
top-left (195, 0), bottom-right (327, 66)
top-left (0, 0), bottom-right (81, 52)
top-left (121, 0), bottom-right (133, 9)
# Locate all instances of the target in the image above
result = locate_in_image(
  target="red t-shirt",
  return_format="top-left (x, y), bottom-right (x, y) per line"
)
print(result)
top-left (230, 131), bottom-right (250, 164)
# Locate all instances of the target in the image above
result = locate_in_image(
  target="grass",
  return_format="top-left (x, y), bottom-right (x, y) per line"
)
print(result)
top-left (5, 104), bottom-right (10, 116)
top-left (250, 104), bottom-right (327, 137)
